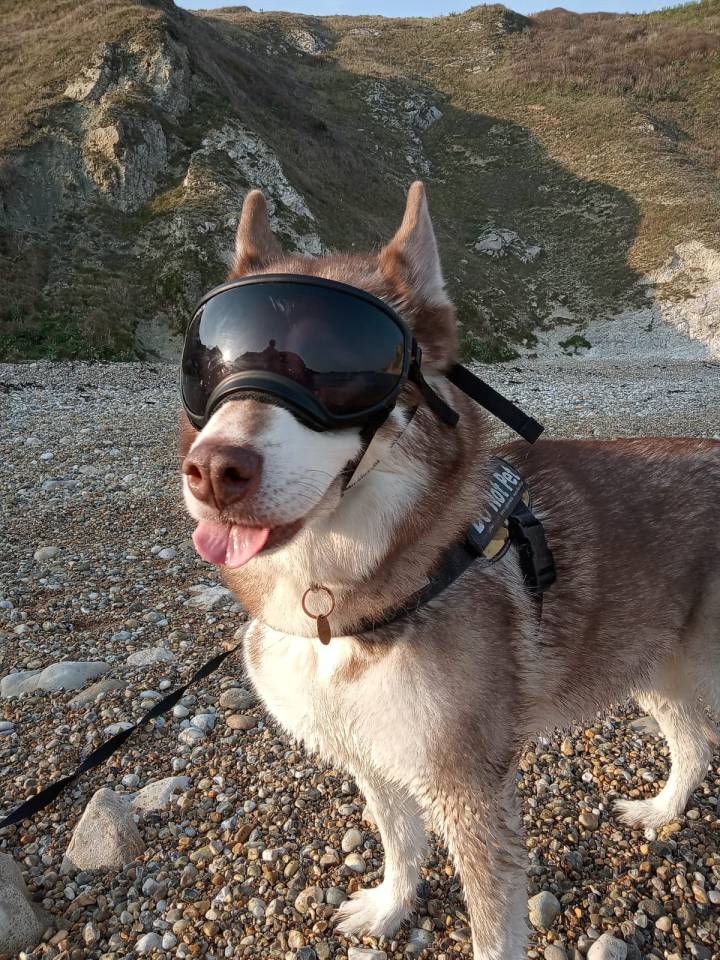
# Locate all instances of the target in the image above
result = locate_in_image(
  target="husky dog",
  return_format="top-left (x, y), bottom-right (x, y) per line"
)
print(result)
top-left (179, 182), bottom-right (720, 959)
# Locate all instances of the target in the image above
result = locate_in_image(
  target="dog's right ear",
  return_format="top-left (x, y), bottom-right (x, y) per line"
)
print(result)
top-left (231, 190), bottom-right (283, 277)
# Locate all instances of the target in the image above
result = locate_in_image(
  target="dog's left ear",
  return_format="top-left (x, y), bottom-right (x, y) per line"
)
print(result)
top-left (379, 181), bottom-right (457, 367)
top-left (231, 189), bottom-right (283, 277)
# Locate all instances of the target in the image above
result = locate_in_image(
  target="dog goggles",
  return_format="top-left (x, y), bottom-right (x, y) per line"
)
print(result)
top-left (180, 274), bottom-right (544, 442)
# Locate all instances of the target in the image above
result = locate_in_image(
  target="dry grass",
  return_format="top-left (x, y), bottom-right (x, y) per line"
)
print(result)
top-left (0, 0), bottom-right (163, 151)
top-left (503, 4), bottom-right (720, 100)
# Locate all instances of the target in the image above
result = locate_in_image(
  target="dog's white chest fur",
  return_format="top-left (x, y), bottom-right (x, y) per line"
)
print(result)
top-left (244, 621), bottom-right (432, 781)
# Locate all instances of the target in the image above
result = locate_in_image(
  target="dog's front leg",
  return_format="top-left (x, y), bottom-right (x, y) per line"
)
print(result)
top-left (435, 774), bottom-right (528, 960)
top-left (335, 774), bottom-right (427, 939)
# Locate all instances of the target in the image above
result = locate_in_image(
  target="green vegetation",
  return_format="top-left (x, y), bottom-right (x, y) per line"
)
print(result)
top-left (0, 303), bottom-right (135, 361)
top-left (559, 333), bottom-right (592, 354)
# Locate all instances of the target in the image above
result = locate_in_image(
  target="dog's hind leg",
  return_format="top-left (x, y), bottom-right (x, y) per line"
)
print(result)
top-left (615, 683), bottom-right (716, 830)
top-left (435, 774), bottom-right (528, 960)
top-left (334, 775), bottom-right (427, 938)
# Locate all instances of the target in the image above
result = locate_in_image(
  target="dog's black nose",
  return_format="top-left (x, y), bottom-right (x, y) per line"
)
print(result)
top-left (182, 443), bottom-right (263, 509)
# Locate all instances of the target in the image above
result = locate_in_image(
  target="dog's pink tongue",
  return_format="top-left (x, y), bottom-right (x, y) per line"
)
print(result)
top-left (192, 522), bottom-right (270, 568)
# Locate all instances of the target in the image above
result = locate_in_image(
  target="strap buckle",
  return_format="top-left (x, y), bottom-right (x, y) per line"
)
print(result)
top-left (508, 503), bottom-right (556, 594)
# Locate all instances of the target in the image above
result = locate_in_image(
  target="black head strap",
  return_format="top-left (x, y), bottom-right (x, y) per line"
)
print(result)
top-left (407, 341), bottom-right (543, 443)
top-left (446, 363), bottom-right (544, 443)
top-left (409, 355), bottom-right (459, 426)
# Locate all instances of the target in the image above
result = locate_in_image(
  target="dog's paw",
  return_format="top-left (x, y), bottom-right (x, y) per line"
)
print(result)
top-left (334, 884), bottom-right (411, 938)
top-left (614, 797), bottom-right (677, 830)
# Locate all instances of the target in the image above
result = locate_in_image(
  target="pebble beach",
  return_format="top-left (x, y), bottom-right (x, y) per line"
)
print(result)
top-left (1, 359), bottom-right (719, 960)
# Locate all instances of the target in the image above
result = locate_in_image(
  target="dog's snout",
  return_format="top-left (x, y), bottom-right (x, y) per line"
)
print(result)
top-left (182, 443), bottom-right (263, 509)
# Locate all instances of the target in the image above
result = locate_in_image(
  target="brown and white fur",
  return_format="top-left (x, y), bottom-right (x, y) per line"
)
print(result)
top-left (179, 183), bottom-right (720, 959)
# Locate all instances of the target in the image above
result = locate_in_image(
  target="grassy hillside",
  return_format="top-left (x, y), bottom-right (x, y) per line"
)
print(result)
top-left (1, 0), bottom-right (719, 360)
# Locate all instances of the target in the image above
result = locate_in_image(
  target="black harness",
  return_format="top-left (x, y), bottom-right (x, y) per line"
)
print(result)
top-left (303, 457), bottom-right (556, 642)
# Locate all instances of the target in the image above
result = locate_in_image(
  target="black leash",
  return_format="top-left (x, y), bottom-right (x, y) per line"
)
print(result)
top-left (0, 643), bottom-right (243, 830)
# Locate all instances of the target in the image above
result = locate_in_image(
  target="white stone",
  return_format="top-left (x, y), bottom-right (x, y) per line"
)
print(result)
top-left (190, 713), bottom-right (216, 732)
top-left (341, 828), bottom-right (363, 853)
top-left (126, 646), bottom-right (175, 666)
top-left (0, 853), bottom-right (52, 955)
top-left (587, 933), bottom-right (628, 960)
top-left (629, 715), bottom-right (661, 735)
top-left (135, 932), bottom-right (163, 954)
top-left (187, 583), bottom-right (234, 609)
top-left (33, 545), bottom-right (59, 561)
top-left (35, 661), bottom-right (110, 692)
top-left (104, 722), bottom-right (133, 735)
top-left (129, 776), bottom-right (190, 813)
top-left (475, 227), bottom-right (541, 264)
top-left (178, 727), bottom-right (205, 745)
top-left (61, 788), bottom-right (145, 873)
top-left (2, 661), bottom-right (109, 697)
top-left (348, 949), bottom-right (388, 960)
top-left (157, 547), bottom-right (176, 560)
top-left (10, 666), bottom-right (65, 696)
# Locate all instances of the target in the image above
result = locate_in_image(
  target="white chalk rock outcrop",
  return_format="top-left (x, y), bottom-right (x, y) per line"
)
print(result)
top-left (0, 853), bottom-right (51, 955)
top-left (61, 788), bottom-right (145, 873)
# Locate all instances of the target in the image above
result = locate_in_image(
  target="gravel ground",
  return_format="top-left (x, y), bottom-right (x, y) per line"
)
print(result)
top-left (1, 359), bottom-right (719, 960)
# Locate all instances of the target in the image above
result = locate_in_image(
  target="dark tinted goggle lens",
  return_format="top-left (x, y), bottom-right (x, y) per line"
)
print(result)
top-left (181, 280), bottom-right (408, 426)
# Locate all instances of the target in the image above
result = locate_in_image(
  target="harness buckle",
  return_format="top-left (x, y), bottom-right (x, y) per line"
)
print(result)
top-left (508, 503), bottom-right (557, 594)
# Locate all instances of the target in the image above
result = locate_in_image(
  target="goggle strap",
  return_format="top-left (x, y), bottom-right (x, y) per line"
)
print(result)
top-left (446, 362), bottom-right (544, 444)
top-left (409, 357), bottom-right (460, 427)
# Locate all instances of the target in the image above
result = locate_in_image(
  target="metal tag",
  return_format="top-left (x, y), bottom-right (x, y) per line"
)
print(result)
top-left (317, 615), bottom-right (332, 645)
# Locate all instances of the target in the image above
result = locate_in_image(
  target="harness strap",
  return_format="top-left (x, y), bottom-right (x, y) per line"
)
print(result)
top-left (338, 458), bottom-right (556, 637)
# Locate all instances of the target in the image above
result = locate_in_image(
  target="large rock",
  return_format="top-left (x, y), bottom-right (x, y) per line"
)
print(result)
top-left (0, 670), bottom-right (42, 698)
top-left (186, 583), bottom-right (234, 609)
top-left (61, 788), bottom-right (145, 873)
top-left (34, 661), bottom-right (110, 692)
top-left (0, 853), bottom-right (52, 955)
top-left (1, 661), bottom-right (109, 698)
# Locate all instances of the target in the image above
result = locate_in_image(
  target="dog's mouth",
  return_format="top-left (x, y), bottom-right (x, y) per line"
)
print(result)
top-left (192, 519), bottom-right (304, 568)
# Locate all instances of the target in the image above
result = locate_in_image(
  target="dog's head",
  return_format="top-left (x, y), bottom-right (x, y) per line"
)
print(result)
top-left (179, 182), bottom-right (461, 580)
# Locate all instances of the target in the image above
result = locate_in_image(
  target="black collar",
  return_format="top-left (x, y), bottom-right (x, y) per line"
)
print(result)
top-left (298, 457), bottom-right (556, 643)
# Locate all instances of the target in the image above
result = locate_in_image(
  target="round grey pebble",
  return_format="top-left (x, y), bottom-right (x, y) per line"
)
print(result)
top-left (529, 890), bottom-right (562, 929)
top-left (341, 827), bottom-right (363, 852)
top-left (325, 886), bottom-right (347, 907)
top-left (545, 946), bottom-right (568, 960)
top-left (587, 934), bottom-right (627, 960)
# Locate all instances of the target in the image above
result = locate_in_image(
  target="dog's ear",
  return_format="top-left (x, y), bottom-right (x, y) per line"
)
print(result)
top-left (379, 181), bottom-right (456, 367)
top-left (380, 181), bottom-right (448, 307)
top-left (231, 190), bottom-right (283, 276)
